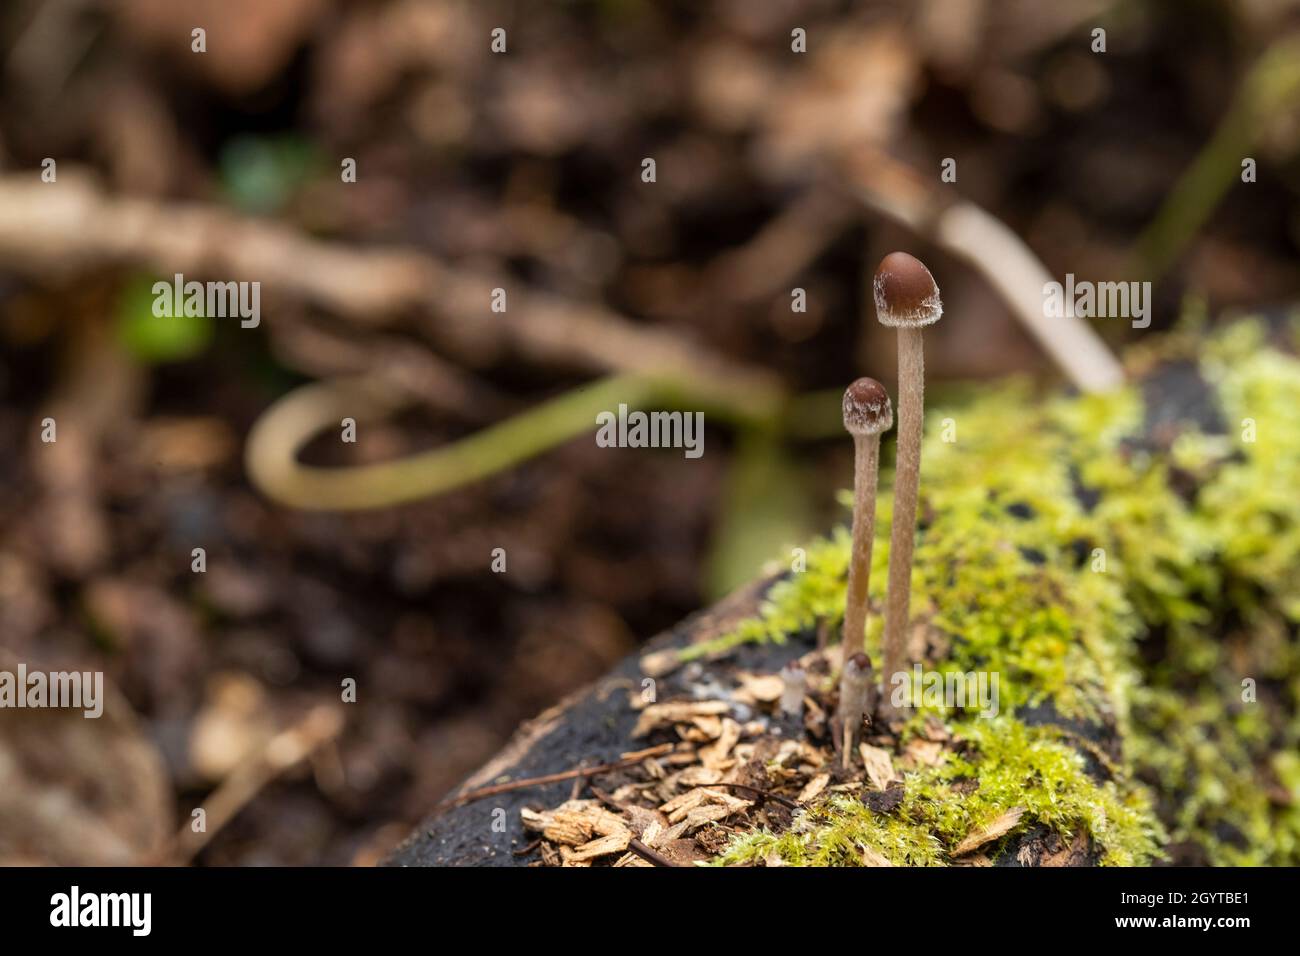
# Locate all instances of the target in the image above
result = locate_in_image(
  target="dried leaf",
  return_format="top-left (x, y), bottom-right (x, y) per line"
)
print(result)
top-left (952, 806), bottom-right (1026, 856)
top-left (568, 830), bottom-right (631, 862)
top-left (797, 772), bottom-right (830, 804)
top-left (639, 648), bottom-right (682, 678)
top-left (632, 700), bottom-right (730, 738)
top-left (733, 672), bottom-right (784, 705)
top-left (859, 844), bottom-right (893, 867)
top-left (699, 718), bottom-right (742, 770)
top-left (903, 738), bottom-right (946, 768)
top-left (858, 743), bottom-right (898, 791)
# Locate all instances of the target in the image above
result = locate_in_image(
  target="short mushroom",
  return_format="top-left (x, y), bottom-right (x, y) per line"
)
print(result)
top-left (874, 252), bottom-right (942, 714)
top-left (779, 660), bottom-right (806, 718)
top-left (839, 652), bottom-right (873, 768)
top-left (839, 377), bottom-right (892, 668)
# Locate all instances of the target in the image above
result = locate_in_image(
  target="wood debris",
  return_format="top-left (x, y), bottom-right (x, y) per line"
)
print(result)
top-left (797, 772), bottom-right (830, 804)
top-left (903, 738), bottom-right (946, 768)
top-left (732, 672), bottom-right (784, 705)
top-left (632, 700), bottom-right (731, 738)
top-left (519, 654), bottom-right (1040, 867)
top-left (858, 743), bottom-right (899, 791)
top-left (859, 844), bottom-right (893, 867)
top-left (952, 806), bottom-right (1026, 856)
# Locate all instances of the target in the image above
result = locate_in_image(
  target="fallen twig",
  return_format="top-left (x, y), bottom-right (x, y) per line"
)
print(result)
top-left (0, 171), bottom-right (781, 412)
top-left (438, 744), bottom-right (676, 811)
top-left (628, 838), bottom-right (685, 868)
top-left (701, 782), bottom-right (800, 810)
top-left (168, 705), bottom-right (345, 865)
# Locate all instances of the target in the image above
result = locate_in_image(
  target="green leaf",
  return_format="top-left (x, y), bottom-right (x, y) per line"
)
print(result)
top-left (116, 276), bottom-right (212, 364)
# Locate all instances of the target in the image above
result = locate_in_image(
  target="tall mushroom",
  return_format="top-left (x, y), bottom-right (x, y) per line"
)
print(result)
top-left (874, 252), bottom-right (942, 714)
top-left (840, 377), bottom-right (892, 667)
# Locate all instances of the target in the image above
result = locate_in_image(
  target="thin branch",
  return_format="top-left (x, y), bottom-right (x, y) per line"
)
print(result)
top-left (0, 171), bottom-right (784, 414)
top-left (437, 744), bottom-right (676, 811)
top-left (628, 838), bottom-right (685, 868)
top-left (701, 782), bottom-right (800, 810)
top-left (168, 706), bottom-right (345, 864)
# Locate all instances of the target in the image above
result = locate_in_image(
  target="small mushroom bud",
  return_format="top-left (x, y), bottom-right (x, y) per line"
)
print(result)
top-left (779, 660), bottom-right (806, 717)
top-left (874, 252), bottom-right (942, 715)
top-left (839, 652), bottom-right (873, 769)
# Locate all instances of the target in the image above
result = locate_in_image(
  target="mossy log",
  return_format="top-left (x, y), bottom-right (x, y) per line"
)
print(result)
top-left (388, 315), bottom-right (1300, 867)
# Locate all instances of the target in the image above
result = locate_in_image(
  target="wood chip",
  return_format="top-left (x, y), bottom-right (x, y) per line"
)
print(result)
top-left (859, 844), bottom-right (893, 867)
top-left (639, 648), bottom-right (682, 678)
top-left (683, 803), bottom-right (740, 830)
top-left (661, 786), bottom-right (749, 823)
top-left (904, 738), bottom-right (946, 767)
top-left (797, 772), bottom-right (830, 804)
top-left (618, 743), bottom-right (676, 762)
top-left (640, 821), bottom-right (664, 847)
top-left (733, 672), bottom-right (784, 705)
top-left (659, 787), bottom-right (708, 817)
top-left (699, 718), bottom-right (742, 769)
top-left (542, 813), bottom-right (594, 846)
top-left (624, 805), bottom-right (667, 840)
top-left (568, 830), bottom-right (631, 862)
top-left (676, 766), bottom-right (723, 788)
top-left (632, 700), bottom-right (731, 738)
top-left (689, 715), bottom-right (724, 739)
top-left (858, 743), bottom-right (898, 791)
top-left (522, 800), bottom-right (629, 847)
top-left (952, 806), bottom-right (1026, 856)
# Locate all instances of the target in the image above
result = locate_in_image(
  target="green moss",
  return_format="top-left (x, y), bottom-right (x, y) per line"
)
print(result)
top-left (707, 319), bottom-right (1300, 866)
top-left (719, 721), bottom-right (1161, 867)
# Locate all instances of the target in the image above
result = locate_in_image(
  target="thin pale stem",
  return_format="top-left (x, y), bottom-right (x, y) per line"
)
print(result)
top-left (841, 434), bottom-right (880, 666)
top-left (882, 326), bottom-right (924, 708)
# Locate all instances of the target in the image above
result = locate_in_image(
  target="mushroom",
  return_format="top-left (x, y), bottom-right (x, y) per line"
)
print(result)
top-left (839, 652), bottom-right (873, 768)
top-left (873, 252), bottom-right (942, 714)
top-left (839, 377), bottom-right (892, 668)
top-left (779, 660), bottom-right (806, 717)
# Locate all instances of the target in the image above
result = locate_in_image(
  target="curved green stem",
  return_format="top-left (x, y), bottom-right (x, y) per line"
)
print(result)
top-left (247, 374), bottom-right (666, 510)
top-left (246, 371), bottom-right (787, 511)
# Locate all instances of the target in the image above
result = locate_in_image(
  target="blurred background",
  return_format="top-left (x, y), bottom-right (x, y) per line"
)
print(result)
top-left (0, 0), bottom-right (1297, 865)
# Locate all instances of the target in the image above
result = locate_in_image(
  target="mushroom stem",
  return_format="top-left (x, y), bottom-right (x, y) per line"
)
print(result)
top-left (842, 432), bottom-right (881, 667)
top-left (839, 653), bottom-right (872, 769)
top-left (779, 661), bottom-right (806, 717)
top-left (882, 325), bottom-right (924, 708)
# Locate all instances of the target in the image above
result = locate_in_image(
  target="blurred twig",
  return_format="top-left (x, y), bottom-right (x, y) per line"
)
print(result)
top-left (169, 705), bottom-right (345, 864)
top-left (0, 170), bottom-right (783, 412)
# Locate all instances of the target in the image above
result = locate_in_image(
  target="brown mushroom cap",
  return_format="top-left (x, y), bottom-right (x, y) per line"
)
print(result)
top-left (846, 652), bottom-right (872, 675)
top-left (842, 377), bottom-right (893, 436)
top-left (873, 252), bottom-right (943, 328)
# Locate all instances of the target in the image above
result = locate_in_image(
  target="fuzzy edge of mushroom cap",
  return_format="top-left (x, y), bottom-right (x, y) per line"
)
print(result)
top-left (873, 253), bottom-right (944, 328)
top-left (843, 378), bottom-right (894, 435)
